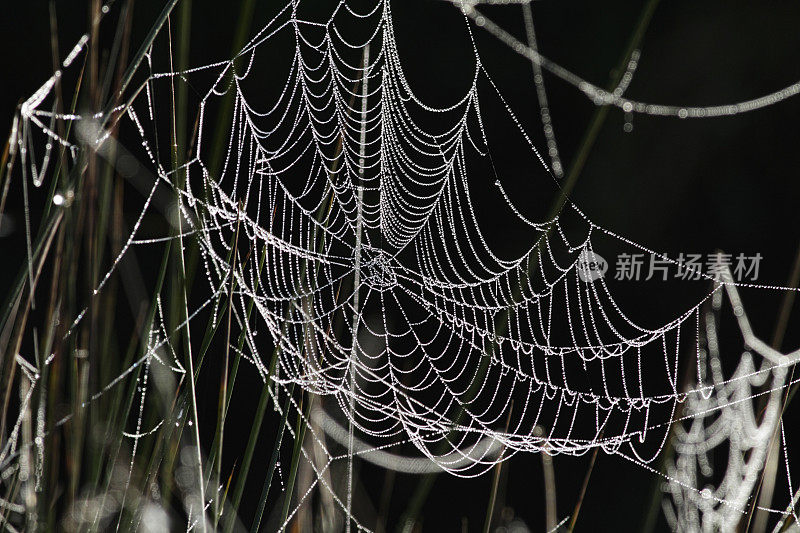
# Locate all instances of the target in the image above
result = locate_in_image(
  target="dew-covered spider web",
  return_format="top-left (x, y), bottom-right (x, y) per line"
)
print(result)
top-left (5, 0), bottom-right (800, 530)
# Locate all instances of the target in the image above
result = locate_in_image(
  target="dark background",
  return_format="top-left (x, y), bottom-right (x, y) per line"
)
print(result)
top-left (1, 1), bottom-right (799, 531)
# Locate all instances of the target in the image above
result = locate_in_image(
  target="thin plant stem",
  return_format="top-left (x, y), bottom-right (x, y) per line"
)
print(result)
top-left (346, 42), bottom-right (371, 533)
top-left (483, 403), bottom-right (514, 533)
top-left (567, 434), bottom-right (602, 531)
top-left (214, 204), bottom-right (241, 527)
top-left (746, 242), bottom-right (800, 533)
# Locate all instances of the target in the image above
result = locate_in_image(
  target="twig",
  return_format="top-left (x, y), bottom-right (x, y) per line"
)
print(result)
top-left (567, 435), bottom-right (602, 531)
top-left (215, 203), bottom-right (241, 526)
top-left (483, 402), bottom-right (514, 533)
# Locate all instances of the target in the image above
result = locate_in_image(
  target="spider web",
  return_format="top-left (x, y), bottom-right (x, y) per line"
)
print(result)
top-left (5, 0), bottom-right (800, 530)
